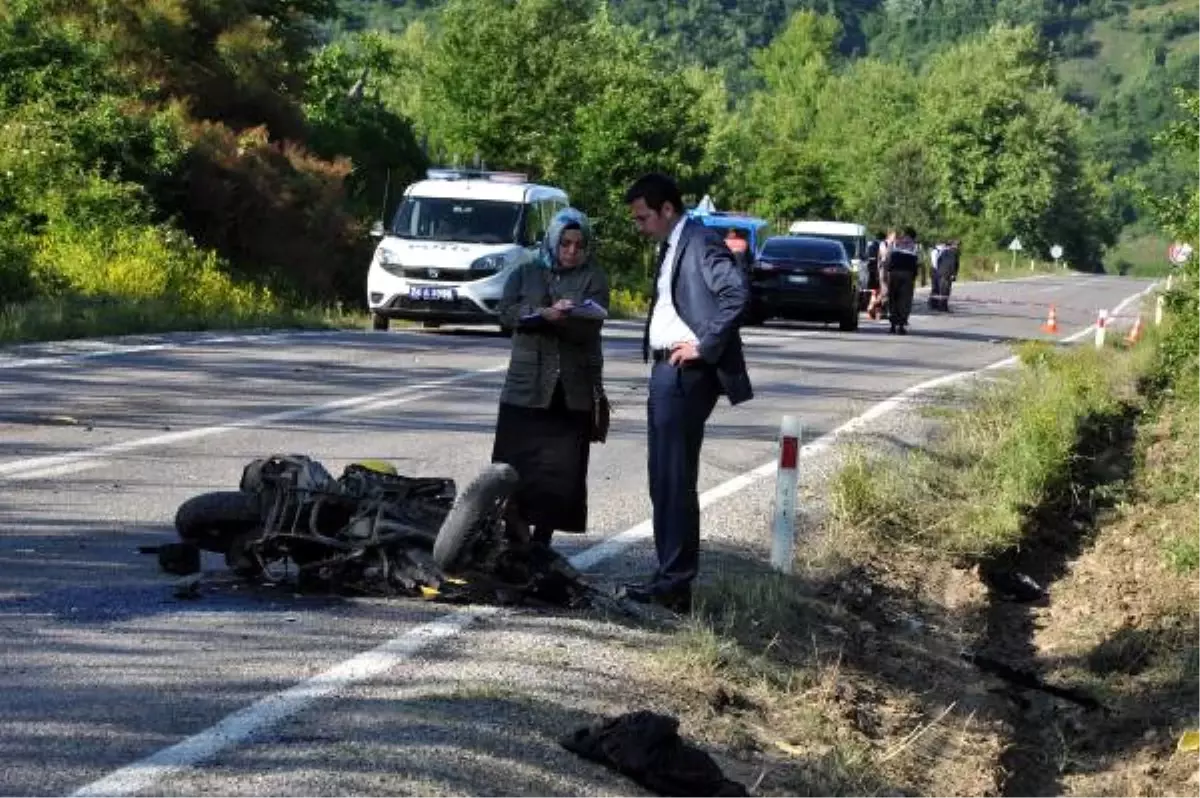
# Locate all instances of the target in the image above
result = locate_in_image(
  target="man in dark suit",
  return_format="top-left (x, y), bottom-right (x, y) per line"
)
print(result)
top-left (622, 173), bottom-right (754, 613)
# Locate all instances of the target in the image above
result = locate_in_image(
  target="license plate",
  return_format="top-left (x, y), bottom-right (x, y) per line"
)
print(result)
top-left (408, 286), bottom-right (457, 302)
top-left (786, 274), bottom-right (810, 284)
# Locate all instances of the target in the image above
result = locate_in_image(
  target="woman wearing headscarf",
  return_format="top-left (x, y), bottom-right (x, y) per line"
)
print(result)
top-left (491, 207), bottom-right (610, 546)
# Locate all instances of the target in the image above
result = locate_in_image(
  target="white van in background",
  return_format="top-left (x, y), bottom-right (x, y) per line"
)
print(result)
top-left (788, 220), bottom-right (871, 310)
top-left (366, 168), bottom-right (570, 332)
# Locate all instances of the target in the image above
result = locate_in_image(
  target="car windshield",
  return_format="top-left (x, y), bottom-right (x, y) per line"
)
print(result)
top-left (798, 233), bottom-right (862, 259)
top-left (390, 197), bottom-right (524, 245)
top-left (762, 238), bottom-right (846, 262)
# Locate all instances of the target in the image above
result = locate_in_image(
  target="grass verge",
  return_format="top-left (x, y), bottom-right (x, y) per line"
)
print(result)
top-left (827, 335), bottom-right (1156, 559)
top-left (0, 295), bottom-right (371, 346)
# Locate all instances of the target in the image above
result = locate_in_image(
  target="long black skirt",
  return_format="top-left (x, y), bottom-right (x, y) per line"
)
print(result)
top-left (491, 384), bottom-right (591, 533)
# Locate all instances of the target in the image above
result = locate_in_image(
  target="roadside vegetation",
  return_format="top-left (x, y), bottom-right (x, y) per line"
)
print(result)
top-left (2, 0), bottom-right (1194, 345)
top-left (648, 92), bottom-right (1198, 795)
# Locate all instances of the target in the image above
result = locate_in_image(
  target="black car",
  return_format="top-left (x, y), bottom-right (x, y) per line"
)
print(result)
top-left (744, 235), bottom-right (860, 331)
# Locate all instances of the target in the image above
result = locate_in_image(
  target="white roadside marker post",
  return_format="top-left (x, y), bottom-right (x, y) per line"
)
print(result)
top-left (771, 416), bottom-right (801, 574)
top-left (1167, 273), bottom-right (1174, 291)
top-left (1095, 309), bottom-right (1108, 349)
top-left (1155, 294), bottom-right (1165, 327)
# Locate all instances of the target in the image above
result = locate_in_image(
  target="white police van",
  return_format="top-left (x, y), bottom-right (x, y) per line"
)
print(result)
top-left (367, 168), bottom-right (570, 332)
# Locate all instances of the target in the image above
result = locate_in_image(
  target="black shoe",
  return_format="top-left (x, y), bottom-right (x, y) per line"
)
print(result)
top-left (621, 582), bottom-right (692, 614)
top-left (889, 324), bottom-right (897, 334)
top-left (898, 325), bottom-right (907, 335)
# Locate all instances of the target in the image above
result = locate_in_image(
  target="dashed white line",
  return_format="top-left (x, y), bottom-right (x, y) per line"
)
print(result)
top-left (0, 366), bottom-right (507, 482)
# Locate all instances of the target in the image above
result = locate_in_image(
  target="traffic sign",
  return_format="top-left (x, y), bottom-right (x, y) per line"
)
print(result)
top-left (1008, 238), bottom-right (1023, 252)
top-left (1168, 242), bottom-right (1193, 265)
top-left (1050, 244), bottom-right (1063, 260)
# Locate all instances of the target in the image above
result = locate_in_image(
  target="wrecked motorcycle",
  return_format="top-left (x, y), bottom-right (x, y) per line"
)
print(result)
top-left (165, 455), bottom-right (596, 607)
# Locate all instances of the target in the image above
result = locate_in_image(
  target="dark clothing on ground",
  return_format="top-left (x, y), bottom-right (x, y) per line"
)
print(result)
top-left (491, 381), bottom-right (591, 533)
top-left (561, 710), bottom-right (749, 797)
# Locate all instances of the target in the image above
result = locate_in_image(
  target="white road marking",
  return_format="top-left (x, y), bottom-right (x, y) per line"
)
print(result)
top-left (0, 366), bottom-right (508, 481)
top-left (66, 280), bottom-right (1154, 797)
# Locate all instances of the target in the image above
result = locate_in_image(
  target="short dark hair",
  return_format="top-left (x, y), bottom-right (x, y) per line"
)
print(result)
top-left (624, 173), bottom-right (684, 215)
top-left (903, 225), bottom-right (918, 239)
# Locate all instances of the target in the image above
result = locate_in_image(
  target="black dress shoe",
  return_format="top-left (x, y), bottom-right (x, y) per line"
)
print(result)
top-left (622, 582), bottom-right (692, 614)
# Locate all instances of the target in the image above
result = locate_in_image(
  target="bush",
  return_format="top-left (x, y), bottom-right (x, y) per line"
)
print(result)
top-left (180, 122), bottom-right (371, 302)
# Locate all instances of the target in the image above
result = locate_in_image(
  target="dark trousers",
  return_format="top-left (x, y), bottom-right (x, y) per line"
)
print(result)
top-left (647, 359), bottom-right (720, 592)
top-left (929, 268), bottom-right (953, 310)
top-left (888, 270), bottom-right (916, 325)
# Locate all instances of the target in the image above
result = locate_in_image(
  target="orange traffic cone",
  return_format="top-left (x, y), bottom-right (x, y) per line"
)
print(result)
top-left (1126, 315), bottom-right (1143, 345)
top-left (1040, 305), bottom-right (1059, 334)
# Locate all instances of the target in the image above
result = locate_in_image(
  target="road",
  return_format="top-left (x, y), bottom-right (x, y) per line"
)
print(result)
top-left (0, 274), bottom-right (1152, 797)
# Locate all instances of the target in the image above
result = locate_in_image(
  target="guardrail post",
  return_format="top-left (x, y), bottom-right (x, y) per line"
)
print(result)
top-left (771, 416), bottom-right (801, 574)
top-left (1094, 310), bottom-right (1107, 349)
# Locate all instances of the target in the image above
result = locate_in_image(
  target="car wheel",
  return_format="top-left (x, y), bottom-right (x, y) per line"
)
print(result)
top-left (371, 313), bottom-right (389, 331)
top-left (839, 305), bottom-right (860, 332)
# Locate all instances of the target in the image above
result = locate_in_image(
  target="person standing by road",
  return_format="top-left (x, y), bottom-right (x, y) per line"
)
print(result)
top-left (622, 173), bottom-right (753, 613)
top-left (930, 239), bottom-right (959, 311)
top-left (491, 207), bottom-right (610, 547)
top-left (882, 225), bottom-right (920, 334)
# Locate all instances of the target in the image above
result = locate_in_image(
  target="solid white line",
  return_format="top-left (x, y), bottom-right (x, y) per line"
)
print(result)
top-left (66, 281), bottom-right (1152, 797)
top-left (0, 366), bottom-right (507, 481)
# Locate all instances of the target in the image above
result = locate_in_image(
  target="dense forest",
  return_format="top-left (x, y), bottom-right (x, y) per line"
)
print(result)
top-left (1, 0), bottom-right (1195, 318)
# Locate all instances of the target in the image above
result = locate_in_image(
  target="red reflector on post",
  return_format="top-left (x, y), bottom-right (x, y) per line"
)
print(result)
top-left (779, 436), bottom-right (799, 470)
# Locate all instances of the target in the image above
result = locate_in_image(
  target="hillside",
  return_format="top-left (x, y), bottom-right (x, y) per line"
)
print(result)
top-left (332, 0), bottom-right (1197, 238)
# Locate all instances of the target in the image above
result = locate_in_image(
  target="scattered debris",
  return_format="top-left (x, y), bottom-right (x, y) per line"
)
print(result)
top-left (561, 710), bottom-right (749, 797)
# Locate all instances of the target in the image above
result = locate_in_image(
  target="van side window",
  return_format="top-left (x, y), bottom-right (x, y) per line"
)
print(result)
top-left (522, 201), bottom-right (546, 247)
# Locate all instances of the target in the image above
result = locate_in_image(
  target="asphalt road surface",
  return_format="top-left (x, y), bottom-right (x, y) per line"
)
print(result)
top-left (0, 274), bottom-right (1153, 797)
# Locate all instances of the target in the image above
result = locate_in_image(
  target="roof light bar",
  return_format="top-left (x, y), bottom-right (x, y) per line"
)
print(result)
top-left (425, 168), bottom-right (530, 183)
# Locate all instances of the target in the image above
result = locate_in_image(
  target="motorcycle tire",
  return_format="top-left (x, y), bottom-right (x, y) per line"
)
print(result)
top-left (175, 491), bottom-right (261, 554)
top-left (432, 463), bottom-right (520, 572)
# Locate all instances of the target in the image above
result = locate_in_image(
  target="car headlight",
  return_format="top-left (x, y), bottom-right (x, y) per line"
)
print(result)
top-left (471, 255), bottom-right (505, 274)
top-left (376, 249), bottom-right (404, 276)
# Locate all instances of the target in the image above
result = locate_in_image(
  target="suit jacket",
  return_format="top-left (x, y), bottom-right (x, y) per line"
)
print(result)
top-left (642, 219), bottom-right (753, 405)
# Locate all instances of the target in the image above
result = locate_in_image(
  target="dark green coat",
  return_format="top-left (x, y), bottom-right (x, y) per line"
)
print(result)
top-left (497, 260), bottom-right (609, 411)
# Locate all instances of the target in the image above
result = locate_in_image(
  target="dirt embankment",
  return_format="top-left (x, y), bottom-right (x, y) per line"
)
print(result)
top-left (643, 355), bottom-right (1198, 797)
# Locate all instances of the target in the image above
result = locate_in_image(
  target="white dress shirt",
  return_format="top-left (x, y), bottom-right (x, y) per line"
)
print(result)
top-left (648, 216), bottom-right (700, 350)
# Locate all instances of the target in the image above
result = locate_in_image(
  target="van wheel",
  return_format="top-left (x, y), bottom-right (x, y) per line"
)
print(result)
top-left (372, 313), bottom-right (389, 331)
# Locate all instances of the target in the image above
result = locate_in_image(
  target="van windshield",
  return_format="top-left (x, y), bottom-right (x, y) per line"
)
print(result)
top-left (390, 197), bottom-right (524, 245)
top-left (791, 233), bottom-right (862, 259)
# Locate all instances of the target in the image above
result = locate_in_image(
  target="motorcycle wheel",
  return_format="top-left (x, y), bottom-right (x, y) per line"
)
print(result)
top-left (175, 491), bottom-right (260, 554)
top-left (431, 463), bottom-right (520, 572)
